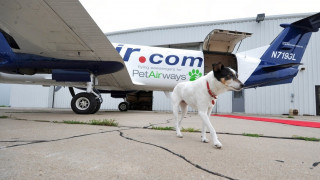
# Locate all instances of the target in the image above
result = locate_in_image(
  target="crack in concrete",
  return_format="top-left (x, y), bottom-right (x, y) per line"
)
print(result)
top-left (142, 118), bottom-right (173, 129)
top-left (118, 130), bottom-right (237, 180)
top-left (0, 117), bottom-right (174, 150)
top-left (312, 162), bottom-right (320, 167)
top-left (1, 117), bottom-right (239, 179)
top-left (0, 128), bottom-right (130, 150)
top-left (2, 116), bottom-right (317, 179)
top-left (1, 116), bottom-right (315, 150)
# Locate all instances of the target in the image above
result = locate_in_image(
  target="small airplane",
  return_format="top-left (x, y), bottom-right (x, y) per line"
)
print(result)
top-left (0, 0), bottom-right (319, 114)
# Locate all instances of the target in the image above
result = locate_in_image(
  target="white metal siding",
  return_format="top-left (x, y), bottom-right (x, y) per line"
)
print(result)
top-left (152, 91), bottom-right (172, 111)
top-left (216, 92), bottom-right (232, 113)
top-left (0, 84), bottom-right (10, 106)
top-left (10, 85), bottom-right (50, 108)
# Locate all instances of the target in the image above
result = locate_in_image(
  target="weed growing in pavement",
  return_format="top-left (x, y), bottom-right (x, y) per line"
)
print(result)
top-left (62, 119), bottom-right (118, 127)
top-left (0, 115), bottom-right (8, 118)
top-left (181, 127), bottom-right (200, 132)
top-left (62, 120), bottom-right (88, 124)
top-left (89, 119), bottom-right (118, 126)
top-left (292, 135), bottom-right (320, 142)
top-left (151, 126), bottom-right (174, 131)
top-left (242, 133), bottom-right (262, 138)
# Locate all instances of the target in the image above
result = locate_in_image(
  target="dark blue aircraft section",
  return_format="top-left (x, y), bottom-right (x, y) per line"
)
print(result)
top-left (0, 32), bottom-right (124, 82)
top-left (244, 12), bottom-right (320, 88)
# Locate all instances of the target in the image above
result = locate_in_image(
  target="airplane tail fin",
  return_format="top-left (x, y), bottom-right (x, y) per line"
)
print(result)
top-left (260, 12), bottom-right (320, 65)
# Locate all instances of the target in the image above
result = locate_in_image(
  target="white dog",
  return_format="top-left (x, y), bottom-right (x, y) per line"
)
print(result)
top-left (171, 63), bottom-right (243, 148)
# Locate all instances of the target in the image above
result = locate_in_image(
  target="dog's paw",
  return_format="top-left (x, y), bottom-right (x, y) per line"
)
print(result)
top-left (176, 133), bottom-right (183, 138)
top-left (213, 142), bottom-right (222, 149)
top-left (201, 137), bottom-right (209, 143)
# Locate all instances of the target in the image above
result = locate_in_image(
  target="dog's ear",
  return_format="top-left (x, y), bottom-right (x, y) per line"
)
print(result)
top-left (212, 63), bottom-right (224, 72)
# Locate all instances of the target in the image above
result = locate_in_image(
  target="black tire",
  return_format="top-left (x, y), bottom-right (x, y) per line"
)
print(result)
top-left (91, 100), bottom-right (101, 114)
top-left (71, 92), bottom-right (98, 114)
top-left (118, 102), bottom-right (129, 112)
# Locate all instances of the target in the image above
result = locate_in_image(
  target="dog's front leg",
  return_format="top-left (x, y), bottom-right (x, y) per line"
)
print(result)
top-left (202, 106), bottom-right (214, 143)
top-left (198, 111), bottom-right (222, 148)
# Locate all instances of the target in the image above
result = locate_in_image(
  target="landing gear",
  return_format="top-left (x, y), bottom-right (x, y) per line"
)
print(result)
top-left (118, 102), bottom-right (129, 112)
top-left (71, 92), bottom-right (98, 114)
top-left (69, 74), bottom-right (102, 114)
top-left (91, 99), bottom-right (101, 114)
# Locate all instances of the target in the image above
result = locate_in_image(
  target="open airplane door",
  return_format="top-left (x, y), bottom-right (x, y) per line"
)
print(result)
top-left (202, 29), bottom-right (252, 74)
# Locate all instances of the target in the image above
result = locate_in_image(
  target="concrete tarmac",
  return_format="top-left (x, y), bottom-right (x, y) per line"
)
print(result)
top-left (0, 108), bottom-right (319, 179)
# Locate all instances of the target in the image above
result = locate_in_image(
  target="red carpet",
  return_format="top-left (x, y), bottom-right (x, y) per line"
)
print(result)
top-left (212, 114), bottom-right (320, 128)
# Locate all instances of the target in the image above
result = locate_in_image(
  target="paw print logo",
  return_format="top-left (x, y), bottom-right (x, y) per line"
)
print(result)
top-left (188, 69), bottom-right (202, 81)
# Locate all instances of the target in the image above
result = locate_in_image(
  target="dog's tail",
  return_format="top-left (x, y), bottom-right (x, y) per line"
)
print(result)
top-left (164, 91), bottom-right (172, 99)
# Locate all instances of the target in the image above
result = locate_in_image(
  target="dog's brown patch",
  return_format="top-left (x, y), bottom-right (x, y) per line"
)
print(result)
top-left (220, 78), bottom-right (226, 85)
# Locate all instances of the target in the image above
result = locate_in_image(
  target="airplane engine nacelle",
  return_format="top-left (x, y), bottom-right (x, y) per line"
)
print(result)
top-left (52, 69), bottom-right (91, 82)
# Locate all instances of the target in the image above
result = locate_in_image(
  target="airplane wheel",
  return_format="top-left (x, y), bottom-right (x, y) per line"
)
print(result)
top-left (91, 100), bottom-right (101, 114)
top-left (71, 92), bottom-right (97, 114)
top-left (118, 102), bottom-right (129, 112)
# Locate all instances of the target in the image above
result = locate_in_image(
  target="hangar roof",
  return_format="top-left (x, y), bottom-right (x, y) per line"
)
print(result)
top-left (106, 12), bottom-right (314, 48)
top-left (106, 13), bottom-right (313, 36)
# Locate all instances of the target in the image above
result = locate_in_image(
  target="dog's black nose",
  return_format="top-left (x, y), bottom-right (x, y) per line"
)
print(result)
top-left (240, 83), bottom-right (244, 88)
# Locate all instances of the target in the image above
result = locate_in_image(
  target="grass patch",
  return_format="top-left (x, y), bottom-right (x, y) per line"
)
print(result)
top-left (0, 105), bottom-right (9, 107)
top-left (287, 116), bottom-right (294, 118)
top-left (63, 120), bottom-right (87, 125)
top-left (151, 126), bottom-right (174, 131)
top-left (242, 133), bottom-right (262, 138)
top-left (89, 119), bottom-right (118, 127)
top-left (62, 119), bottom-right (118, 127)
top-left (0, 115), bottom-right (9, 119)
top-left (181, 127), bottom-right (200, 132)
top-left (292, 135), bottom-right (320, 142)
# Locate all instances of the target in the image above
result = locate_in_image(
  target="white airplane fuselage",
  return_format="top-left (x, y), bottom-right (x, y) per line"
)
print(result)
top-left (0, 44), bottom-right (214, 91)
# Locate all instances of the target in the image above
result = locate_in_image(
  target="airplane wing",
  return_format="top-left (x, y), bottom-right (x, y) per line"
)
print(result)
top-left (0, 0), bottom-right (133, 89)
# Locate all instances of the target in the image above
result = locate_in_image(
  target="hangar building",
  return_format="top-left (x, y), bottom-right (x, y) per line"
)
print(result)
top-left (1, 13), bottom-right (319, 116)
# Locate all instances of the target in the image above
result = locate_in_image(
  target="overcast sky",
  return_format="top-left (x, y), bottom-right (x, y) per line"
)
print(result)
top-left (79, 0), bottom-right (319, 33)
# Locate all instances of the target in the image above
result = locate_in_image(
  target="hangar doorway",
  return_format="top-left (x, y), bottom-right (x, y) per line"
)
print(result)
top-left (127, 91), bottom-right (153, 111)
top-left (232, 90), bottom-right (245, 112)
